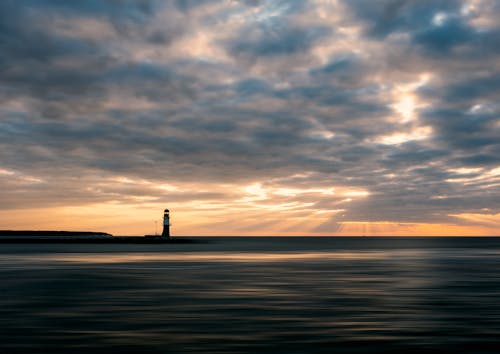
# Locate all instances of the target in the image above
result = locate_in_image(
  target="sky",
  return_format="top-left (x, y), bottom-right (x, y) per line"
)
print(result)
top-left (0, 0), bottom-right (499, 236)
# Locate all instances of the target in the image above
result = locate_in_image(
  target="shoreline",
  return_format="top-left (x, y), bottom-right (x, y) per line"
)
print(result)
top-left (0, 230), bottom-right (193, 244)
top-left (0, 237), bottom-right (194, 244)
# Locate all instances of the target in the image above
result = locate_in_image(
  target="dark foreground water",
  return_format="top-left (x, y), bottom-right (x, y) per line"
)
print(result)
top-left (2, 237), bottom-right (500, 353)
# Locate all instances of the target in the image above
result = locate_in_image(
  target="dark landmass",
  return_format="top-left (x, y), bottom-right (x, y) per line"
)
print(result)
top-left (0, 230), bottom-right (112, 237)
top-left (0, 230), bottom-right (194, 244)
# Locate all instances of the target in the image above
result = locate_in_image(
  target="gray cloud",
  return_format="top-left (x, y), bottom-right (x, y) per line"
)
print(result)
top-left (227, 22), bottom-right (331, 59)
top-left (344, 0), bottom-right (463, 38)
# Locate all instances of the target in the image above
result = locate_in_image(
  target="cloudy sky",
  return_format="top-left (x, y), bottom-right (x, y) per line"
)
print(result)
top-left (0, 0), bottom-right (499, 236)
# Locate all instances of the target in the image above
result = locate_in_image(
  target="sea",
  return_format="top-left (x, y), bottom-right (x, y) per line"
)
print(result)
top-left (2, 236), bottom-right (500, 353)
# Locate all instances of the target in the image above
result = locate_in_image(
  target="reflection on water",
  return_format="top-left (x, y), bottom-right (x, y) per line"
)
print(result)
top-left (0, 250), bottom-right (392, 265)
top-left (2, 237), bottom-right (500, 353)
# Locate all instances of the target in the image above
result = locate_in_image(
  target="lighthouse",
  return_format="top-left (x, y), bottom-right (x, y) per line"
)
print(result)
top-left (162, 209), bottom-right (171, 237)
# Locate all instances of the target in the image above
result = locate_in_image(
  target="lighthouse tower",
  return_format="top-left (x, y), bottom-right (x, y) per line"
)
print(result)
top-left (162, 209), bottom-right (171, 237)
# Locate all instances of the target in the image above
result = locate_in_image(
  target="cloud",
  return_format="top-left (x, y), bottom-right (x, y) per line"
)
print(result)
top-left (343, 0), bottom-right (463, 38)
top-left (227, 22), bottom-right (331, 59)
top-left (0, 0), bottom-right (499, 235)
top-left (413, 17), bottom-right (475, 53)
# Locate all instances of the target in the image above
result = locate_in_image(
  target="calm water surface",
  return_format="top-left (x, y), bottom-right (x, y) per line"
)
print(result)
top-left (1, 237), bottom-right (500, 353)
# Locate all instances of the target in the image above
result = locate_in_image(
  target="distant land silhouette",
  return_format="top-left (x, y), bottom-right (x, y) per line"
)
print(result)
top-left (0, 230), bottom-right (112, 237)
top-left (0, 230), bottom-right (192, 243)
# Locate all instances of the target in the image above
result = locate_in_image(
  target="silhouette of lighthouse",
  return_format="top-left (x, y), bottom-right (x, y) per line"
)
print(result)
top-left (162, 209), bottom-right (171, 237)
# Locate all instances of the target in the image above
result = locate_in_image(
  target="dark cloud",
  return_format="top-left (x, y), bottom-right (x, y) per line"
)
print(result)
top-left (439, 74), bottom-right (500, 103)
top-left (344, 0), bottom-right (463, 38)
top-left (413, 17), bottom-right (475, 53)
top-left (174, 0), bottom-right (220, 12)
top-left (227, 22), bottom-right (331, 61)
top-left (0, 0), bottom-right (190, 107)
top-left (309, 55), bottom-right (366, 87)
